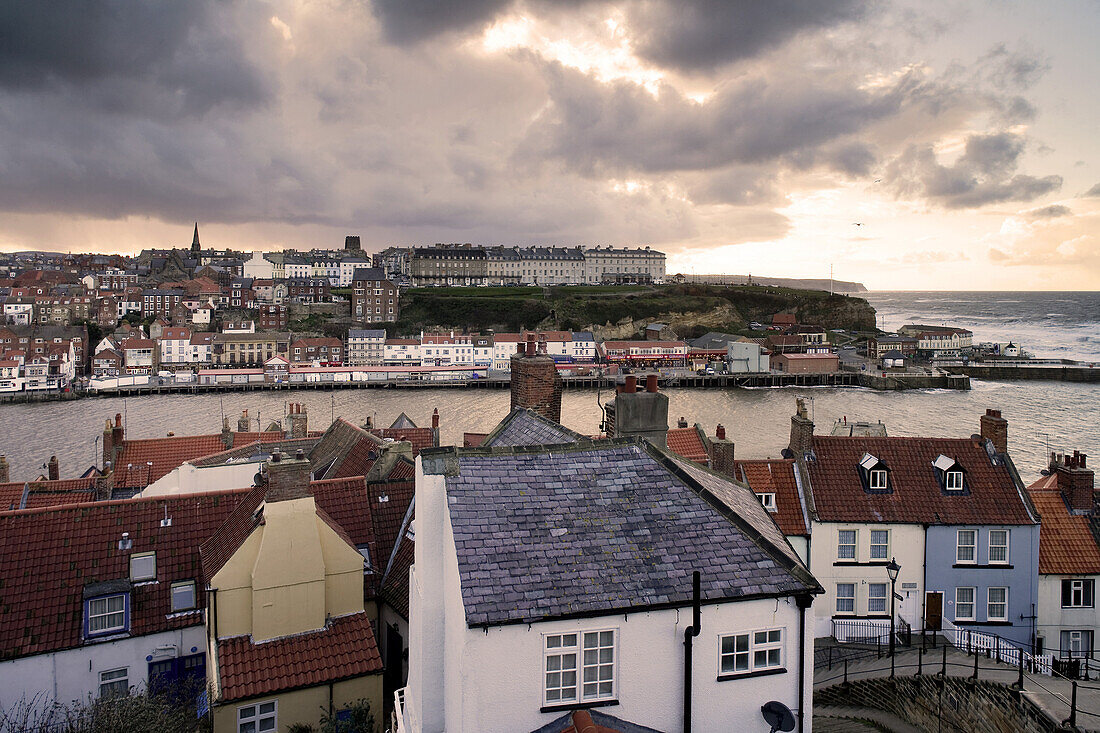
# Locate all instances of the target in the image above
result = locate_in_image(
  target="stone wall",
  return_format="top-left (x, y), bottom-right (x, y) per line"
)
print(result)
top-left (816, 677), bottom-right (1059, 733)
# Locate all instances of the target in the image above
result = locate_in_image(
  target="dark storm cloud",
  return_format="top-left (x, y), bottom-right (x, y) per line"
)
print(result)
top-left (0, 1), bottom-right (268, 114)
top-left (1083, 183), bottom-right (1100, 197)
top-left (1026, 205), bottom-right (1072, 219)
top-left (370, 0), bottom-right (513, 43)
top-left (885, 132), bottom-right (1062, 209)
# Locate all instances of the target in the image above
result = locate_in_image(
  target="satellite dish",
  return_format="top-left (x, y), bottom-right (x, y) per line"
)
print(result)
top-left (760, 701), bottom-right (796, 733)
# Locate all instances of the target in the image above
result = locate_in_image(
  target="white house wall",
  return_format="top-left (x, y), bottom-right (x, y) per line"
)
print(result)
top-left (1037, 574), bottom-right (1100, 656)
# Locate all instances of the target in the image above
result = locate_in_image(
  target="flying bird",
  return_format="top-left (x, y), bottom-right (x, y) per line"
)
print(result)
top-left (853, 222), bottom-right (864, 227)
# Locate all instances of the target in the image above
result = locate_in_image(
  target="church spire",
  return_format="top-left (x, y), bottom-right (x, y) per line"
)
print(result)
top-left (191, 222), bottom-right (200, 253)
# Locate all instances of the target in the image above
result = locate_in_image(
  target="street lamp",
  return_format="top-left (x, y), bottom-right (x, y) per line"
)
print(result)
top-left (886, 557), bottom-right (901, 667)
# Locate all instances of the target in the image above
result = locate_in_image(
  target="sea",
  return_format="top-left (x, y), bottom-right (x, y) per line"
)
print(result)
top-left (0, 291), bottom-right (1095, 485)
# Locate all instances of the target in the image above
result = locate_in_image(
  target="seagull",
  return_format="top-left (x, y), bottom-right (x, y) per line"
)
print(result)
top-left (853, 222), bottom-right (864, 227)
top-left (874, 179), bottom-right (882, 183)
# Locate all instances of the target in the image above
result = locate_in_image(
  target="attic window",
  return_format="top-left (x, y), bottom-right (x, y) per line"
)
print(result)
top-left (130, 552), bottom-right (156, 582)
top-left (858, 453), bottom-right (892, 493)
top-left (933, 454), bottom-right (968, 494)
top-left (869, 470), bottom-right (888, 490)
top-left (758, 493), bottom-right (777, 512)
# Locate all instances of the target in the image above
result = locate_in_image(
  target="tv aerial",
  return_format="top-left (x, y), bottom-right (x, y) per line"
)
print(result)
top-left (760, 701), bottom-right (796, 733)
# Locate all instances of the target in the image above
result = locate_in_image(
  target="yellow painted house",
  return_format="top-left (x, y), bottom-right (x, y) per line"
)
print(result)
top-left (200, 450), bottom-right (384, 732)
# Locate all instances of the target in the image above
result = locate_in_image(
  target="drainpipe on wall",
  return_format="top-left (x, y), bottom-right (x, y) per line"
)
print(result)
top-left (683, 571), bottom-right (701, 733)
top-left (796, 593), bottom-right (813, 733)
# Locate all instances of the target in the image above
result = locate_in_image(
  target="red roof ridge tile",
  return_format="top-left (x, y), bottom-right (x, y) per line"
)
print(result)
top-left (0, 485), bottom-right (251, 517)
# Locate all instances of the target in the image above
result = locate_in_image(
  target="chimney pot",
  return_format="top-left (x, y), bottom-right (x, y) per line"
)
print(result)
top-left (646, 374), bottom-right (658, 393)
top-left (677, 416), bottom-right (688, 429)
top-left (716, 424), bottom-right (726, 440)
top-left (432, 408), bottom-right (440, 429)
top-left (624, 375), bottom-right (637, 393)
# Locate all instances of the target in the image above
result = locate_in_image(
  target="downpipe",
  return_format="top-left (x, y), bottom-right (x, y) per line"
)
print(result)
top-left (683, 571), bottom-right (701, 733)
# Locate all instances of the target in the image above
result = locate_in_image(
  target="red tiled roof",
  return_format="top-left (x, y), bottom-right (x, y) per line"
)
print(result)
top-left (0, 478), bottom-right (99, 512)
top-left (1028, 480), bottom-right (1100, 575)
top-left (807, 436), bottom-right (1036, 525)
top-left (113, 431), bottom-right (285, 488)
top-left (380, 530), bottom-right (414, 619)
top-left (734, 459), bottom-right (809, 536)
top-left (371, 427), bottom-right (436, 455)
top-left (0, 489), bottom-right (248, 661)
top-left (216, 612), bottom-right (382, 702)
top-left (387, 460), bottom-right (415, 481)
top-left (463, 433), bottom-right (488, 448)
top-left (666, 427), bottom-right (709, 465)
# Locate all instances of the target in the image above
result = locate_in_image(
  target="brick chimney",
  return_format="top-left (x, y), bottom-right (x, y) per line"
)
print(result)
top-left (221, 416), bottom-right (233, 448)
top-left (47, 455), bottom-right (59, 481)
top-left (510, 333), bottom-right (563, 422)
top-left (102, 418), bottom-right (114, 468)
top-left (609, 373), bottom-right (669, 448)
top-left (788, 398), bottom-right (814, 458)
top-left (709, 424), bottom-right (736, 478)
top-left (111, 413), bottom-right (124, 455)
top-left (980, 409), bottom-right (1008, 454)
top-left (1054, 451), bottom-right (1094, 512)
top-left (288, 403), bottom-right (308, 439)
top-left (431, 408), bottom-right (440, 447)
top-left (0, 455), bottom-right (8, 484)
top-left (238, 409), bottom-right (250, 433)
top-left (265, 449), bottom-right (313, 503)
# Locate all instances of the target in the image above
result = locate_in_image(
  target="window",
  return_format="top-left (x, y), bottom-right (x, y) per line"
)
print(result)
top-left (836, 583), bottom-right (855, 614)
top-left (956, 530), bottom-right (977, 563)
top-left (945, 470), bottom-right (964, 491)
top-left (758, 493), bottom-right (777, 512)
top-left (870, 530), bottom-right (890, 560)
top-left (1062, 579), bottom-right (1095, 608)
top-left (869, 469), bottom-right (888, 490)
top-left (99, 668), bottom-right (128, 697)
top-left (86, 594), bottom-right (128, 636)
top-left (237, 700), bottom-right (277, 733)
top-left (868, 583), bottom-right (887, 614)
top-left (838, 530), bottom-right (857, 560)
top-left (1062, 630), bottom-right (1093, 659)
top-left (987, 587), bottom-right (1008, 621)
top-left (988, 530), bottom-right (1009, 564)
top-left (171, 581), bottom-right (196, 612)
top-left (955, 587), bottom-right (975, 620)
top-left (719, 629), bottom-right (783, 676)
top-left (543, 630), bottom-right (616, 706)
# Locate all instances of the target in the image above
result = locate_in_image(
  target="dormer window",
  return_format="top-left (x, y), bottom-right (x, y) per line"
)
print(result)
top-left (933, 454), bottom-right (968, 494)
top-left (858, 453), bottom-right (891, 493)
top-left (130, 551), bottom-right (156, 582)
top-left (758, 493), bottom-right (777, 512)
top-left (945, 470), bottom-right (963, 490)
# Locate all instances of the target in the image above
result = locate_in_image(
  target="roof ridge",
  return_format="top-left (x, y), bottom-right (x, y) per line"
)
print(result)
top-left (0, 486), bottom-right (251, 518)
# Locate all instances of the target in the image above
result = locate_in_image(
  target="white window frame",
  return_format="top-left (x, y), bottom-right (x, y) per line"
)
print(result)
top-left (869, 529), bottom-right (890, 560)
top-left (718, 628), bottom-right (784, 677)
top-left (87, 594), bottom-right (127, 635)
top-left (758, 493), bottom-right (777, 512)
top-left (98, 667), bottom-right (128, 697)
top-left (869, 469), bottom-right (888, 490)
top-left (988, 530), bottom-right (1009, 564)
top-left (945, 470), bottom-right (964, 491)
top-left (955, 587), bottom-right (975, 621)
top-left (543, 629), bottom-right (617, 706)
top-left (130, 551), bottom-right (156, 582)
top-left (237, 700), bottom-right (277, 733)
top-left (868, 583), bottom-right (888, 614)
top-left (956, 529), bottom-right (977, 564)
top-left (1064, 579), bottom-right (1095, 608)
top-left (1063, 630), bottom-right (1093, 659)
top-left (838, 530), bottom-right (857, 560)
top-left (171, 581), bottom-right (196, 612)
top-left (836, 583), bottom-right (856, 615)
top-left (987, 587), bottom-right (1008, 621)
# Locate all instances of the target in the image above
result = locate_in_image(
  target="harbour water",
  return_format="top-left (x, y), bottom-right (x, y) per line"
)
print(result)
top-left (0, 291), bottom-right (1095, 485)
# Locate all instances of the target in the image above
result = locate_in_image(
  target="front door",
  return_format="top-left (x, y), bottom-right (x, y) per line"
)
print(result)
top-left (925, 591), bottom-right (943, 632)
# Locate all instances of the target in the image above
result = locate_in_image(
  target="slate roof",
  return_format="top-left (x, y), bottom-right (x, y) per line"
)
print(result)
top-left (531, 709), bottom-right (664, 733)
top-left (216, 612), bottom-right (382, 702)
top-left (733, 459), bottom-right (810, 537)
top-left (1028, 479), bottom-right (1100, 575)
top-left (0, 489), bottom-right (248, 661)
top-left (806, 436), bottom-right (1038, 525)
top-left (481, 408), bottom-right (585, 448)
top-left (389, 412), bottom-right (418, 429)
top-left (665, 426), bottom-right (709, 464)
top-left (425, 439), bottom-right (819, 627)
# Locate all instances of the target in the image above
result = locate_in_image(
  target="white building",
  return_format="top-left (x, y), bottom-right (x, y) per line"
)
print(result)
top-left (583, 246), bottom-right (666, 284)
top-left (726, 341), bottom-right (770, 373)
top-left (401, 437), bottom-right (821, 733)
top-left (346, 329), bottom-right (387, 366)
top-left (158, 327), bottom-right (192, 365)
top-left (242, 251), bottom-right (275, 280)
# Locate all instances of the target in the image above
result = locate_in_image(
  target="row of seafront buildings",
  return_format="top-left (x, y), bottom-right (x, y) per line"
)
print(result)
top-left (1, 340), bottom-right (1097, 732)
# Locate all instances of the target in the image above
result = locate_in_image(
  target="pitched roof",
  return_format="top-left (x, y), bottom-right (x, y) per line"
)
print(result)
top-left (666, 426), bottom-right (709, 464)
top-left (1028, 479), bottom-right (1100, 575)
top-left (389, 412), bottom-right (418, 429)
top-left (309, 419), bottom-right (384, 480)
top-left (0, 489), bottom-right (248, 661)
top-left (425, 439), bottom-right (819, 627)
top-left (806, 436), bottom-right (1037, 525)
top-left (531, 709), bottom-right (664, 733)
top-left (216, 612), bottom-right (382, 702)
top-left (733, 459), bottom-right (810, 537)
top-left (112, 430), bottom-right (287, 488)
top-left (371, 426), bottom-right (436, 455)
top-left (481, 408), bottom-right (584, 448)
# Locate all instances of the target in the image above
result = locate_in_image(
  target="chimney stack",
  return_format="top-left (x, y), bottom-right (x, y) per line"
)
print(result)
top-left (432, 408), bottom-right (440, 430)
top-left (111, 413), bottom-right (124, 451)
top-left (980, 409), bottom-right (1008, 454)
top-left (0, 455), bottom-right (8, 484)
top-left (677, 416), bottom-right (688, 429)
top-left (510, 333), bottom-right (563, 422)
top-left (238, 409), bottom-right (250, 433)
top-left (1053, 451), bottom-right (1095, 512)
top-left (47, 455), bottom-right (59, 481)
top-left (264, 449), bottom-right (313, 503)
top-left (288, 403), bottom-right (308, 439)
top-left (788, 398), bottom-right (814, 458)
top-left (102, 419), bottom-right (114, 468)
top-left (709, 430), bottom-right (736, 478)
top-left (221, 416), bottom-right (233, 448)
top-left (609, 374), bottom-right (669, 448)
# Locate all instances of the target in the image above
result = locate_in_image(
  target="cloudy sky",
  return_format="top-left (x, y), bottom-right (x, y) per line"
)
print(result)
top-left (0, 0), bottom-right (1097, 289)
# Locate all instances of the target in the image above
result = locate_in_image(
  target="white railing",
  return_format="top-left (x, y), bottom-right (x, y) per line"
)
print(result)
top-left (393, 687), bottom-right (410, 733)
top-left (940, 618), bottom-right (1053, 676)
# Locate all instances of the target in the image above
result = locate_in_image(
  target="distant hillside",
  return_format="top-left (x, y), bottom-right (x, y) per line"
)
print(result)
top-left (686, 274), bottom-right (868, 293)
top-left (394, 283), bottom-right (877, 337)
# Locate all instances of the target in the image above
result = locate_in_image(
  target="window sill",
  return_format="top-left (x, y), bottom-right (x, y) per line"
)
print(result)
top-left (952, 564), bottom-right (1014, 569)
top-left (540, 699), bottom-right (618, 714)
top-left (953, 620), bottom-right (1012, 627)
top-left (717, 667), bottom-right (787, 682)
top-left (832, 614), bottom-right (890, 620)
top-left (833, 561), bottom-right (892, 567)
